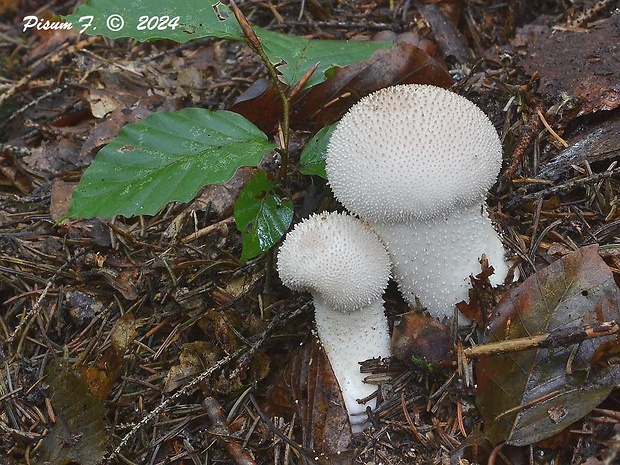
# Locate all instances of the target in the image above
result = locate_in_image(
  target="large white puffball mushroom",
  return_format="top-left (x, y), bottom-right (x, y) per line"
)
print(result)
top-left (326, 84), bottom-right (511, 321)
top-left (277, 211), bottom-right (391, 432)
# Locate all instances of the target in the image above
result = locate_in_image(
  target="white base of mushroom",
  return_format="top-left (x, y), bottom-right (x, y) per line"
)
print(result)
top-left (370, 205), bottom-right (510, 322)
top-left (313, 295), bottom-right (391, 433)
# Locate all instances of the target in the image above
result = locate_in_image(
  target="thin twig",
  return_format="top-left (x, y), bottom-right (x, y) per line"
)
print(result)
top-left (181, 217), bottom-right (234, 243)
top-left (464, 321), bottom-right (619, 359)
top-left (537, 108), bottom-right (568, 148)
top-left (203, 397), bottom-right (258, 465)
top-left (108, 305), bottom-right (305, 460)
top-left (228, 0), bottom-right (292, 186)
top-left (248, 395), bottom-right (319, 464)
top-left (508, 167), bottom-right (620, 209)
top-left (108, 345), bottom-right (246, 460)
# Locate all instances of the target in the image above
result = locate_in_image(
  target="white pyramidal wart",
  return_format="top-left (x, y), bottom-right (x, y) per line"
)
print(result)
top-left (277, 211), bottom-right (391, 432)
top-left (326, 84), bottom-right (511, 321)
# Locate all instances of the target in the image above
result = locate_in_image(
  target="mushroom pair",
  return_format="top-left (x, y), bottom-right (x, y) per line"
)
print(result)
top-left (277, 84), bottom-right (512, 430)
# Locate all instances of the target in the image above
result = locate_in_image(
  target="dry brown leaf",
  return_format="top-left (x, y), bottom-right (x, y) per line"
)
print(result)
top-left (264, 335), bottom-right (353, 455)
top-left (23, 138), bottom-right (83, 176)
top-left (198, 309), bottom-right (242, 351)
top-left (164, 341), bottom-right (222, 393)
top-left (392, 312), bottom-right (453, 365)
top-left (457, 256), bottom-right (514, 326)
top-left (88, 88), bottom-right (121, 118)
top-left (0, 154), bottom-right (33, 195)
top-left (102, 268), bottom-right (140, 301)
top-left (50, 179), bottom-right (77, 222)
top-left (81, 312), bottom-right (139, 399)
top-left (190, 167), bottom-right (256, 219)
top-left (231, 37), bottom-right (451, 133)
top-left (38, 360), bottom-right (107, 465)
top-left (476, 245), bottom-right (620, 446)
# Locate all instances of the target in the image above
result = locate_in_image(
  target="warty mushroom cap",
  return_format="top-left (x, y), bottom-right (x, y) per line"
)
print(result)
top-left (326, 84), bottom-right (503, 223)
top-left (277, 211), bottom-right (391, 312)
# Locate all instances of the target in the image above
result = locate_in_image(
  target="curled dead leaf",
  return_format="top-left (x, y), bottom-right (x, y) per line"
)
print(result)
top-left (392, 312), bottom-right (453, 365)
top-left (0, 153), bottom-right (33, 195)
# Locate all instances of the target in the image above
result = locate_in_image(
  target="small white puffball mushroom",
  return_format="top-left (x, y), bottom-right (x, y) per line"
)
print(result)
top-left (326, 84), bottom-right (511, 321)
top-left (277, 211), bottom-right (391, 432)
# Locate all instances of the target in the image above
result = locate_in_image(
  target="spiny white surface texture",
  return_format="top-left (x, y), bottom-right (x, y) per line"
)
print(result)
top-left (326, 84), bottom-right (502, 222)
top-left (313, 296), bottom-right (391, 431)
top-left (277, 211), bottom-right (390, 312)
top-left (277, 211), bottom-right (391, 431)
top-left (326, 84), bottom-right (511, 320)
top-left (370, 206), bottom-right (509, 321)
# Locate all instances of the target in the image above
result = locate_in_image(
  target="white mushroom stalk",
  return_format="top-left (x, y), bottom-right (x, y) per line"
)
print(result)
top-left (277, 211), bottom-right (391, 432)
top-left (326, 84), bottom-right (511, 321)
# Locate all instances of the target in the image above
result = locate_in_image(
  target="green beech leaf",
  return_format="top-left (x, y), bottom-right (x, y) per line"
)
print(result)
top-left (65, 1), bottom-right (390, 88)
top-left (256, 29), bottom-right (390, 88)
top-left (69, 109), bottom-right (275, 218)
top-left (299, 124), bottom-right (337, 178)
top-left (64, 0), bottom-right (242, 41)
top-left (234, 171), bottom-right (293, 261)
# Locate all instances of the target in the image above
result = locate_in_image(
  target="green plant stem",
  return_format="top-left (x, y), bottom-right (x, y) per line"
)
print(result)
top-left (262, 248), bottom-right (275, 315)
top-left (228, 0), bottom-right (290, 187)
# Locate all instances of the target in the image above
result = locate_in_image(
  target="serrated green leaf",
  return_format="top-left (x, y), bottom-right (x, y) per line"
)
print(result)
top-left (299, 124), bottom-right (337, 178)
top-left (234, 171), bottom-right (293, 261)
top-left (65, 0), bottom-right (242, 41)
top-left (69, 109), bottom-right (275, 218)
